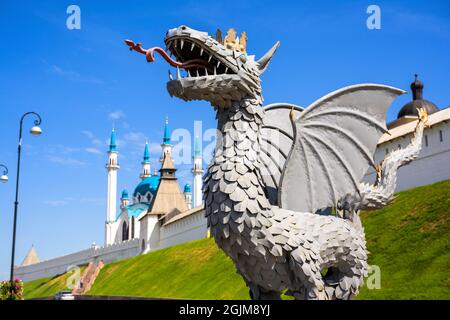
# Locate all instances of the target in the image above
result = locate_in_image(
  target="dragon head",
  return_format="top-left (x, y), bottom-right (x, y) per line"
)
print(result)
top-left (126, 26), bottom-right (280, 109)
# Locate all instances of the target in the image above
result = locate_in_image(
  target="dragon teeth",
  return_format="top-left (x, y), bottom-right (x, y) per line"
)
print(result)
top-left (214, 66), bottom-right (217, 75)
top-left (191, 42), bottom-right (195, 51)
top-left (176, 67), bottom-right (181, 79)
top-left (205, 68), bottom-right (208, 76)
top-left (217, 60), bottom-right (221, 68)
top-left (208, 54), bottom-right (212, 62)
top-left (200, 48), bottom-right (204, 56)
top-left (196, 69), bottom-right (200, 77)
top-left (168, 70), bottom-right (173, 80)
top-left (180, 39), bottom-right (184, 50)
top-left (187, 69), bottom-right (191, 77)
top-left (225, 67), bottom-right (228, 73)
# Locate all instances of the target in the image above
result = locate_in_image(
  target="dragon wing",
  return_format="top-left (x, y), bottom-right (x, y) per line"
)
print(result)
top-left (260, 103), bottom-right (304, 205)
top-left (278, 84), bottom-right (405, 213)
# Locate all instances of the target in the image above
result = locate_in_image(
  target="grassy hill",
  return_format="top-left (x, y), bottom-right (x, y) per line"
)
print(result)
top-left (356, 179), bottom-right (449, 299)
top-left (24, 180), bottom-right (449, 299)
top-left (24, 265), bottom-right (86, 300)
top-left (89, 237), bottom-right (249, 299)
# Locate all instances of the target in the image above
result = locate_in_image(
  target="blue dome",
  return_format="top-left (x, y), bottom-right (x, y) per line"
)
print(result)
top-left (125, 203), bottom-right (150, 219)
top-left (184, 183), bottom-right (191, 193)
top-left (116, 203), bottom-right (149, 220)
top-left (133, 175), bottom-right (160, 199)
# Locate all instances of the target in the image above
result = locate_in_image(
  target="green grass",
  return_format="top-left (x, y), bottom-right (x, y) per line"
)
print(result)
top-left (25, 180), bottom-right (450, 299)
top-left (23, 265), bottom-right (86, 299)
top-left (356, 179), bottom-right (450, 299)
top-left (88, 238), bottom-right (249, 299)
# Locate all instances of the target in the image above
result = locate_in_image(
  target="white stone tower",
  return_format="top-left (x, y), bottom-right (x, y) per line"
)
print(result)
top-left (184, 184), bottom-right (192, 209)
top-left (192, 136), bottom-right (203, 207)
top-left (140, 142), bottom-right (151, 179)
top-left (105, 128), bottom-right (120, 246)
top-left (160, 117), bottom-right (172, 161)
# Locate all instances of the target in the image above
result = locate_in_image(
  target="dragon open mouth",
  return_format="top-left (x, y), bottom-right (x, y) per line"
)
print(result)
top-left (165, 36), bottom-right (236, 79)
top-left (125, 37), bottom-right (236, 81)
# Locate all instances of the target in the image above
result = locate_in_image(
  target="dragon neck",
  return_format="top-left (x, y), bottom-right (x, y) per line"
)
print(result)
top-left (205, 96), bottom-right (273, 244)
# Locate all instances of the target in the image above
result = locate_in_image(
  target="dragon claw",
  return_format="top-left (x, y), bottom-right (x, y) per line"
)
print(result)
top-left (417, 107), bottom-right (430, 128)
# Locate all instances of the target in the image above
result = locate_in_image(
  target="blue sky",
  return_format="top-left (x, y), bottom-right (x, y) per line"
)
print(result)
top-left (0, 0), bottom-right (449, 279)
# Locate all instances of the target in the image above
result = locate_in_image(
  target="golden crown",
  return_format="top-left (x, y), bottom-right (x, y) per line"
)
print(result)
top-left (216, 28), bottom-right (247, 54)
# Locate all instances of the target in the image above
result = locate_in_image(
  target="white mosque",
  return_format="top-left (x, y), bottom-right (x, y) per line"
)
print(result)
top-left (105, 118), bottom-right (207, 252)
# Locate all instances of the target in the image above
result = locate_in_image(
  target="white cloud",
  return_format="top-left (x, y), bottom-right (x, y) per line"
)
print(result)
top-left (92, 138), bottom-right (103, 146)
top-left (47, 156), bottom-right (86, 167)
top-left (85, 147), bottom-right (102, 155)
top-left (124, 131), bottom-right (147, 142)
top-left (81, 130), bottom-right (94, 140)
top-left (148, 142), bottom-right (161, 153)
top-left (82, 130), bottom-right (105, 148)
top-left (44, 200), bottom-right (68, 207)
top-left (52, 65), bottom-right (78, 77)
top-left (51, 65), bottom-right (104, 84)
top-left (108, 110), bottom-right (126, 120)
top-left (79, 197), bottom-right (103, 205)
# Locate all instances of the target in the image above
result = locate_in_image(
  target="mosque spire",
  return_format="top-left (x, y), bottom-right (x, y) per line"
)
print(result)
top-left (161, 117), bottom-right (172, 161)
top-left (194, 135), bottom-right (201, 158)
top-left (140, 141), bottom-right (152, 179)
top-left (109, 128), bottom-right (117, 153)
top-left (163, 116), bottom-right (171, 145)
top-left (143, 141), bottom-right (150, 163)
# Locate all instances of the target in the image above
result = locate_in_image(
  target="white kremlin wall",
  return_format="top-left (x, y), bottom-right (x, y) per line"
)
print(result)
top-left (15, 210), bottom-right (208, 282)
top-left (15, 239), bottom-right (140, 282)
top-left (159, 207), bottom-right (207, 249)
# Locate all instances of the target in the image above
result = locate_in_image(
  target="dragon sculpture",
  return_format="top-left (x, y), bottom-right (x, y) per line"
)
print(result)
top-left (125, 26), bottom-right (427, 300)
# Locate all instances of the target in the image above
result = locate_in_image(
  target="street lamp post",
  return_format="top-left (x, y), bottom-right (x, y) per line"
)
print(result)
top-left (9, 112), bottom-right (42, 298)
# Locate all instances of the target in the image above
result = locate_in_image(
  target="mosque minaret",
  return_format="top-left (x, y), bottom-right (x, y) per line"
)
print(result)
top-left (105, 128), bottom-right (120, 246)
top-left (140, 142), bottom-right (151, 179)
top-left (192, 136), bottom-right (203, 208)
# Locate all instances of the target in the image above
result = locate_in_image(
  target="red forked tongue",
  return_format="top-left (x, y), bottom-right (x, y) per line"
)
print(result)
top-left (125, 39), bottom-right (207, 69)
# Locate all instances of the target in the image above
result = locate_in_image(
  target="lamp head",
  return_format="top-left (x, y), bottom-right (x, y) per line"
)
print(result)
top-left (30, 126), bottom-right (42, 136)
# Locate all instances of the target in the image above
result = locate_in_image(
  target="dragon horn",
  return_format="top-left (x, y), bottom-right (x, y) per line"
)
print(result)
top-left (257, 41), bottom-right (280, 73)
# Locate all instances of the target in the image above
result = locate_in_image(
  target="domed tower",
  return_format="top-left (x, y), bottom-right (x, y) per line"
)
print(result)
top-left (105, 128), bottom-right (120, 246)
top-left (140, 142), bottom-right (152, 180)
top-left (184, 183), bottom-right (192, 209)
top-left (120, 189), bottom-right (129, 209)
top-left (192, 136), bottom-right (203, 207)
top-left (397, 74), bottom-right (439, 119)
top-left (389, 75), bottom-right (439, 129)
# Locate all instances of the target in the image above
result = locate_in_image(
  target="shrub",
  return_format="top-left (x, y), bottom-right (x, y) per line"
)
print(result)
top-left (0, 279), bottom-right (24, 300)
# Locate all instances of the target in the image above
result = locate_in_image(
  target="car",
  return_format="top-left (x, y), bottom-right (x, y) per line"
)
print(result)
top-left (54, 291), bottom-right (75, 300)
